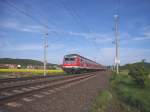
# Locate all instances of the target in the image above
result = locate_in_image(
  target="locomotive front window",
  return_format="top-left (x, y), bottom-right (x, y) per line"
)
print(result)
top-left (65, 58), bottom-right (75, 61)
top-left (64, 58), bottom-right (75, 64)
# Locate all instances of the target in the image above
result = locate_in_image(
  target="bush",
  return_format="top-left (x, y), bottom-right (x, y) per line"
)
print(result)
top-left (128, 63), bottom-right (148, 88)
top-left (111, 71), bottom-right (150, 112)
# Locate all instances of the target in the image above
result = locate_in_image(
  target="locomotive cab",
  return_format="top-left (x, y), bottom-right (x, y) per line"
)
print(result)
top-left (62, 54), bottom-right (80, 73)
top-left (64, 57), bottom-right (76, 64)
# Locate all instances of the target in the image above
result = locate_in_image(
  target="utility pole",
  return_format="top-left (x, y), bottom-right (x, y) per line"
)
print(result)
top-left (114, 14), bottom-right (120, 74)
top-left (44, 28), bottom-right (48, 76)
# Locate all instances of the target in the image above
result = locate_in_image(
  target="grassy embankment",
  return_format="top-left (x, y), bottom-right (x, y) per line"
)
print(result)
top-left (91, 69), bottom-right (150, 112)
top-left (0, 69), bottom-right (64, 78)
top-left (90, 90), bottom-right (112, 112)
top-left (111, 70), bottom-right (150, 112)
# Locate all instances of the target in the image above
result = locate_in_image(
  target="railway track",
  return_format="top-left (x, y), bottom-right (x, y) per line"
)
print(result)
top-left (0, 75), bottom-right (66, 83)
top-left (0, 73), bottom-right (96, 106)
top-left (0, 73), bottom-right (94, 89)
top-left (0, 75), bottom-right (73, 90)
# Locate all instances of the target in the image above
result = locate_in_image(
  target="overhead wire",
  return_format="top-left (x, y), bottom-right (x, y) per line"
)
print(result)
top-left (2, 0), bottom-right (48, 28)
top-left (14, 0), bottom-right (61, 36)
top-left (2, 0), bottom-right (101, 56)
top-left (59, 0), bottom-right (101, 52)
top-left (1, 0), bottom-right (64, 44)
top-left (59, 0), bottom-right (86, 32)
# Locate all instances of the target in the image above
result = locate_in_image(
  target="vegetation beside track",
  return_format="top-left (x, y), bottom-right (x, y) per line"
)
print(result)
top-left (111, 70), bottom-right (150, 112)
top-left (90, 90), bottom-right (112, 112)
top-left (90, 88), bottom-right (135, 112)
top-left (91, 61), bottom-right (150, 112)
top-left (0, 69), bottom-right (64, 78)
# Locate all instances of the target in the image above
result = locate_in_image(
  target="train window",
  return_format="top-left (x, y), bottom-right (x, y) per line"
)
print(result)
top-left (65, 58), bottom-right (69, 61)
top-left (70, 58), bottom-right (75, 61)
top-left (64, 58), bottom-right (75, 64)
top-left (65, 58), bottom-right (75, 61)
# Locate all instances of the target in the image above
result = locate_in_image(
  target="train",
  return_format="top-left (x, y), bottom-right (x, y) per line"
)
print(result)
top-left (62, 54), bottom-right (106, 73)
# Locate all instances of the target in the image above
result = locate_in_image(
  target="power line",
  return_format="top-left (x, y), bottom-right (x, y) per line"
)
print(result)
top-left (59, 0), bottom-right (101, 52)
top-left (2, 0), bottom-right (48, 28)
top-left (60, 0), bottom-right (92, 33)
top-left (2, 0), bottom-right (49, 76)
top-left (59, 0), bottom-right (86, 32)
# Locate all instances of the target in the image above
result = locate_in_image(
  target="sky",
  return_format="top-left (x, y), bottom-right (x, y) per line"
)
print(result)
top-left (0, 0), bottom-right (150, 65)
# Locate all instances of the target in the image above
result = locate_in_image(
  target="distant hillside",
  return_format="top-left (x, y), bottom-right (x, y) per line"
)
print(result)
top-left (120, 62), bottom-right (150, 71)
top-left (0, 58), bottom-right (56, 66)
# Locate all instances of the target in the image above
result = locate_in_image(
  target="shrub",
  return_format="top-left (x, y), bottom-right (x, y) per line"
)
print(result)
top-left (128, 63), bottom-right (149, 88)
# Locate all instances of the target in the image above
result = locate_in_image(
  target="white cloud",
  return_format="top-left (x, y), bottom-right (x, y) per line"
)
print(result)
top-left (121, 25), bottom-right (150, 41)
top-left (0, 20), bottom-right (45, 33)
top-left (133, 36), bottom-right (150, 41)
top-left (14, 44), bottom-right (43, 51)
top-left (0, 42), bottom-right (66, 51)
top-left (0, 20), bottom-right (114, 44)
top-left (132, 30), bottom-right (150, 41)
top-left (96, 47), bottom-right (150, 65)
top-left (48, 43), bottom-right (65, 50)
top-left (69, 31), bottom-right (113, 43)
top-left (4, 44), bottom-right (43, 51)
top-left (20, 25), bottom-right (44, 33)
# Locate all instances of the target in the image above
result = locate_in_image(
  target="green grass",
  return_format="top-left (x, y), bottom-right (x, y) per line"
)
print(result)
top-left (111, 70), bottom-right (150, 112)
top-left (90, 69), bottom-right (150, 112)
top-left (90, 90), bottom-right (112, 112)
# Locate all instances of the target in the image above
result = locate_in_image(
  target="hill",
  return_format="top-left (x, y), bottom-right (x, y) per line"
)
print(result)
top-left (120, 61), bottom-right (150, 72)
top-left (0, 58), bottom-right (56, 66)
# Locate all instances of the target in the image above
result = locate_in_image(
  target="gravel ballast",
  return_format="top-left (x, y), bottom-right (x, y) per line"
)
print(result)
top-left (1, 71), bottom-right (111, 112)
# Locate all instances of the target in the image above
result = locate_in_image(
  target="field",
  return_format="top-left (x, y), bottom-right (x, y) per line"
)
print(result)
top-left (0, 69), bottom-right (64, 78)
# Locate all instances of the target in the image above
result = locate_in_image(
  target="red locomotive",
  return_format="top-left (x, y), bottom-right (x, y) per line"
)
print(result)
top-left (62, 54), bottom-right (106, 73)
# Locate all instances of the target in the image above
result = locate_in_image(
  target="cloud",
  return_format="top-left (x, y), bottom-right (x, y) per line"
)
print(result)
top-left (0, 20), bottom-right (44, 33)
top-left (1, 41), bottom-right (149, 65)
top-left (132, 30), bottom-right (150, 41)
top-left (0, 20), bottom-right (114, 44)
top-left (118, 24), bottom-right (150, 43)
top-left (0, 42), bottom-right (66, 51)
top-left (68, 25), bottom-right (150, 44)
top-left (133, 36), bottom-right (150, 41)
top-left (4, 44), bottom-right (43, 51)
top-left (14, 44), bottom-right (43, 51)
top-left (96, 47), bottom-right (150, 65)
top-left (48, 43), bottom-right (65, 50)
top-left (120, 30), bottom-right (150, 42)
top-left (0, 20), bottom-right (113, 44)
top-left (69, 31), bottom-right (113, 43)
top-left (1, 21), bottom-right (18, 29)
top-left (20, 26), bottom-right (44, 33)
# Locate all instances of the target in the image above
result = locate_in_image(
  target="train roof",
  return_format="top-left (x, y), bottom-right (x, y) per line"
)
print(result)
top-left (64, 54), bottom-right (80, 57)
top-left (64, 54), bottom-right (102, 65)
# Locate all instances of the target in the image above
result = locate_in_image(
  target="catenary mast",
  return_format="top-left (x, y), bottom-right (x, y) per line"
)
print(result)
top-left (114, 14), bottom-right (120, 74)
top-left (44, 27), bottom-right (48, 76)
